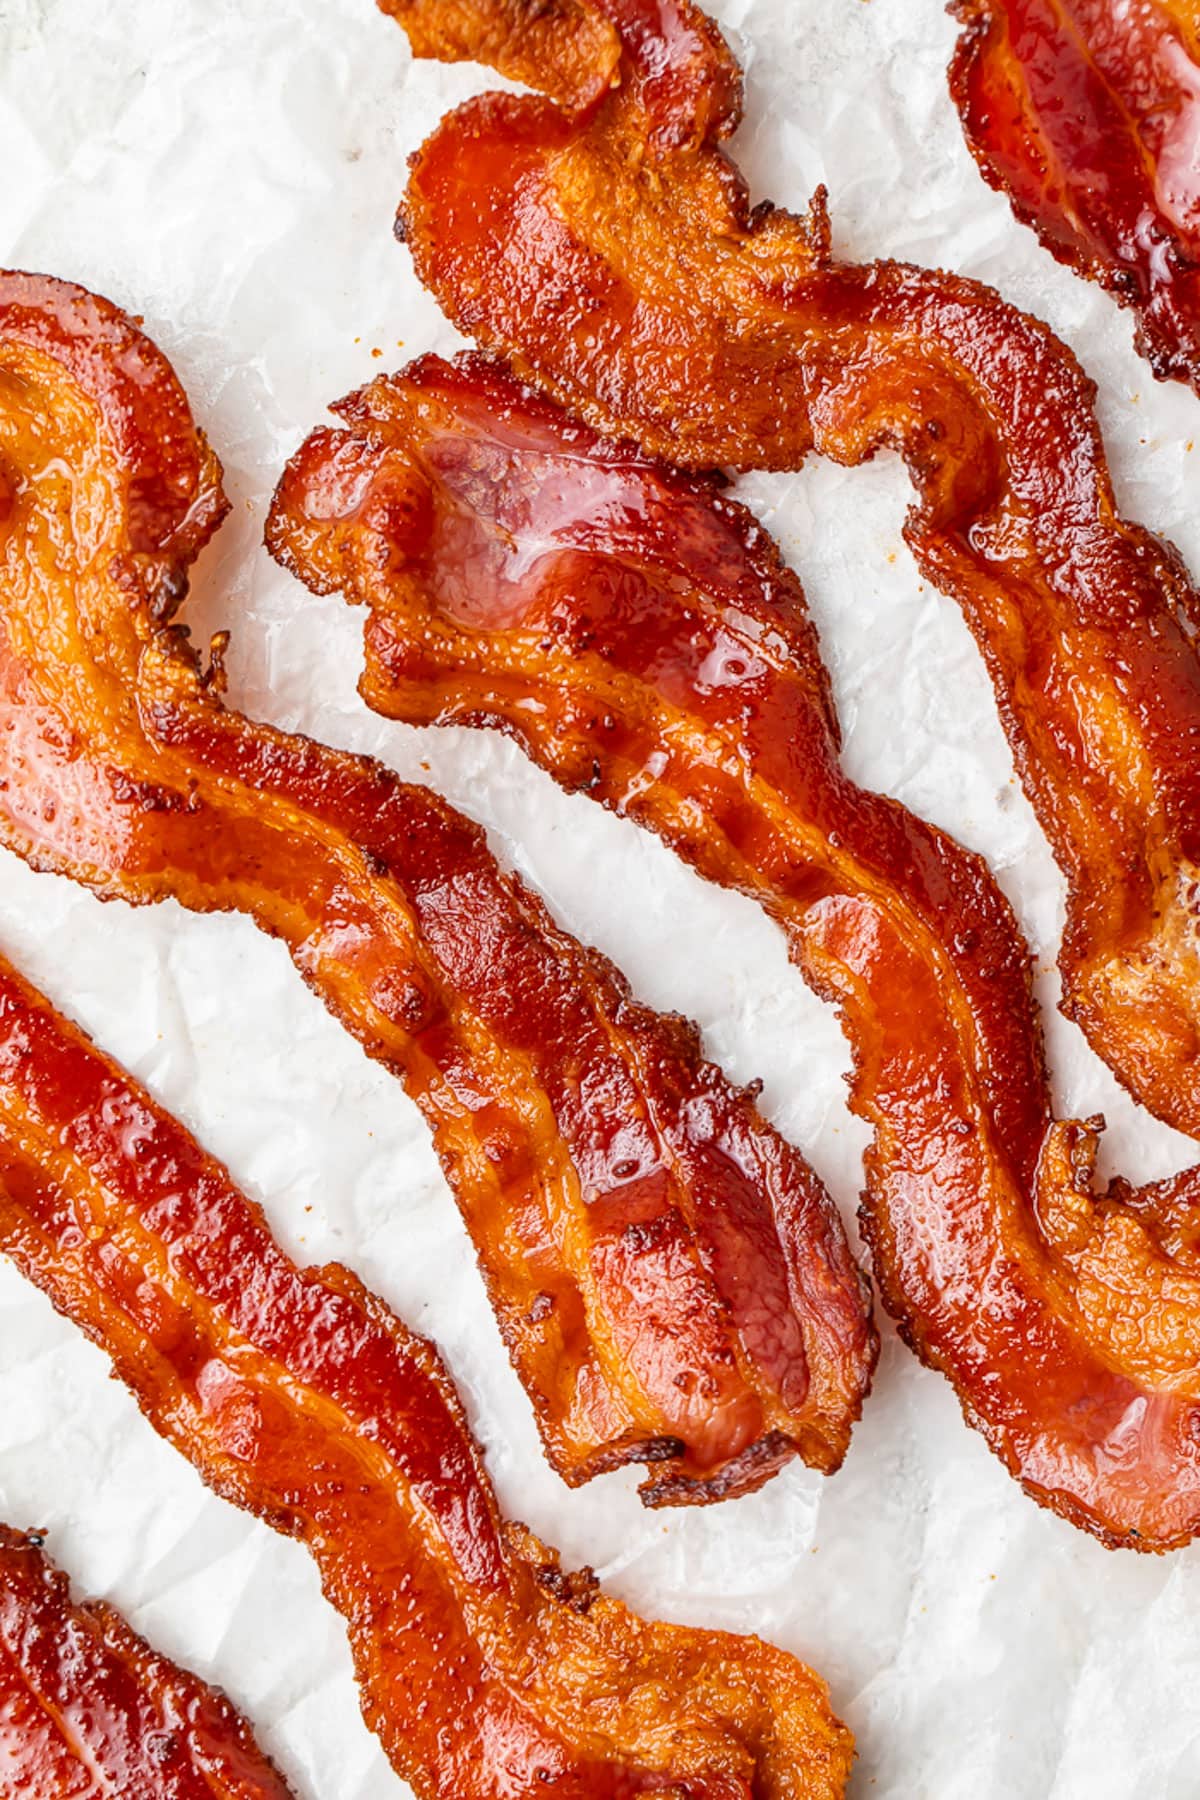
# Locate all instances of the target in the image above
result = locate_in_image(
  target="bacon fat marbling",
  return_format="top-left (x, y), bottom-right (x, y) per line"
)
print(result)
top-left (0, 269), bottom-right (874, 1504)
top-left (0, 953), bottom-right (854, 1799)
top-left (0, 1524), bottom-right (294, 1799)
top-left (391, 0), bottom-right (1200, 1141)
top-left (269, 349), bottom-right (1200, 1550)
top-left (950, 0), bottom-right (1200, 392)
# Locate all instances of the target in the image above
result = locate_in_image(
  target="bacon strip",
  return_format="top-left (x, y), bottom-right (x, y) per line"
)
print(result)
top-left (949, 0), bottom-right (1200, 393)
top-left (0, 952), bottom-right (854, 1798)
top-left (268, 348), bottom-right (1200, 1551)
top-left (0, 1524), bottom-right (295, 1799)
top-left (391, 0), bottom-right (1200, 1141)
top-left (0, 269), bottom-right (874, 1504)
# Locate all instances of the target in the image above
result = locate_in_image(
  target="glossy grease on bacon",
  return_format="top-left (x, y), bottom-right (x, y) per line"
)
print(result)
top-left (0, 953), bottom-right (854, 1800)
top-left (270, 349), bottom-right (1200, 1551)
top-left (392, 0), bottom-right (1200, 1140)
top-left (0, 1524), bottom-right (294, 1800)
top-left (0, 269), bottom-right (874, 1502)
top-left (950, 0), bottom-right (1200, 392)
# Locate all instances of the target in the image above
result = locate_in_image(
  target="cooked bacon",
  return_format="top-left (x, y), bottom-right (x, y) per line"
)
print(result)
top-left (268, 348), bottom-right (1200, 1550)
top-left (949, 0), bottom-right (1200, 392)
top-left (0, 952), bottom-right (854, 1798)
top-left (391, 0), bottom-right (1200, 1141)
top-left (0, 1524), bottom-right (294, 1799)
top-left (0, 269), bottom-right (874, 1503)
top-left (377, 0), bottom-right (624, 111)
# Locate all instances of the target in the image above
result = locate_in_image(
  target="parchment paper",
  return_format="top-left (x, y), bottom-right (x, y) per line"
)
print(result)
top-left (2, 2), bottom-right (1199, 1795)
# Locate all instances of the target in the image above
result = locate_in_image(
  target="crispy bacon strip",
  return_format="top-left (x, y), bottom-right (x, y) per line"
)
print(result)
top-left (0, 269), bottom-right (874, 1504)
top-left (268, 349), bottom-right (1200, 1550)
top-left (391, 0), bottom-right (1200, 1141)
top-left (949, 0), bottom-right (1200, 392)
top-left (0, 1524), bottom-right (295, 1799)
top-left (377, 0), bottom-right (623, 110)
top-left (0, 952), bottom-right (854, 1798)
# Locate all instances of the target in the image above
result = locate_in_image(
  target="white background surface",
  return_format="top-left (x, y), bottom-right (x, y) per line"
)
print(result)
top-left (2, 1), bottom-right (1200, 1794)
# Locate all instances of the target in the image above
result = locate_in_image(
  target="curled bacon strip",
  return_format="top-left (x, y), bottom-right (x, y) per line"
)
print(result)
top-left (269, 349), bottom-right (1200, 1550)
top-left (0, 269), bottom-right (874, 1504)
top-left (0, 1524), bottom-right (293, 1799)
top-left (0, 952), bottom-right (854, 1798)
top-left (391, 0), bottom-right (1200, 1141)
top-left (949, 0), bottom-right (1200, 392)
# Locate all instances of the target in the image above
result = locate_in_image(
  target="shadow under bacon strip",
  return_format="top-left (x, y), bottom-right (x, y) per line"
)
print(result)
top-left (269, 348), bottom-right (1200, 1551)
top-left (0, 952), bottom-right (854, 1800)
top-left (0, 269), bottom-right (874, 1506)
top-left (387, 0), bottom-right (1200, 1142)
top-left (948, 0), bottom-right (1200, 394)
top-left (0, 1524), bottom-right (294, 1800)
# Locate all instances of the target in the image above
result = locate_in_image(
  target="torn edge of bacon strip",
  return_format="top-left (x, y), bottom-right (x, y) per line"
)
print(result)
top-left (948, 0), bottom-right (1200, 393)
top-left (0, 952), bottom-right (854, 1799)
top-left (388, 0), bottom-right (1200, 1144)
top-left (0, 1524), bottom-right (296, 1800)
top-left (268, 347), bottom-right (1200, 1552)
top-left (0, 268), bottom-right (875, 1505)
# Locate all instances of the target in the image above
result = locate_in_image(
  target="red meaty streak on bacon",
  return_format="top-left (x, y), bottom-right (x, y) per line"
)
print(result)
top-left (0, 269), bottom-right (875, 1506)
top-left (0, 954), bottom-right (854, 1798)
top-left (949, 0), bottom-right (1200, 392)
top-left (0, 1525), bottom-right (294, 1799)
top-left (391, 0), bottom-right (1200, 1142)
top-left (269, 350), bottom-right (1200, 1550)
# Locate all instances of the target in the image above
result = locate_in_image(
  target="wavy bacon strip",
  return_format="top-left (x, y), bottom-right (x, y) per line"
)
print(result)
top-left (949, 0), bottom-right (1200, 393)
top-left (390, 0), bottom-right (1200, 1142)
top-left (0, 1524), bottom-right (294, 1799)
top-left (0, 269), bottom-right (874, 1504)
top-left (268, 348), bottom-right (1200, 1550)
top-left (0, 951), bottom-right (853, 1798)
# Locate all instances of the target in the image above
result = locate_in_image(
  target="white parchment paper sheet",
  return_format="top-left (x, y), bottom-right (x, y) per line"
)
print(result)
top-left (1, 1), bottom-right (1199, 1794)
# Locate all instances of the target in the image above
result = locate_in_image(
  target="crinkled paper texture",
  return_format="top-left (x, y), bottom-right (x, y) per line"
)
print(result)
top-left (1, 1), bottom-right (1199, 1794)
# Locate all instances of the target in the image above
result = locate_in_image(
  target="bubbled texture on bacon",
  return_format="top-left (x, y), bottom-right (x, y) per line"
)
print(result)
top-left (0, 1524), bottom-right (295, 1800)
